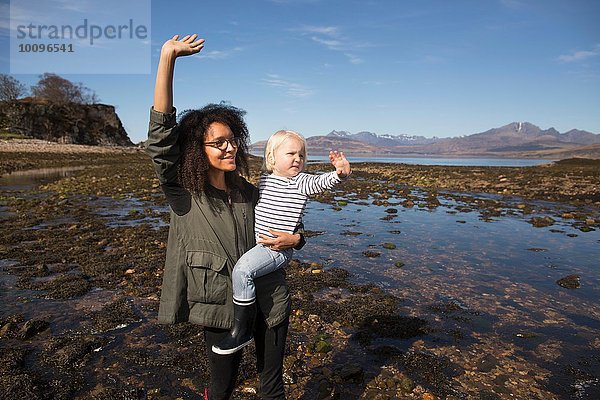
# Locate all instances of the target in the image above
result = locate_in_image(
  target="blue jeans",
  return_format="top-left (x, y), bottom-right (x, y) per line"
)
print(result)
top-left (232, 244), bottom-right (292, 304)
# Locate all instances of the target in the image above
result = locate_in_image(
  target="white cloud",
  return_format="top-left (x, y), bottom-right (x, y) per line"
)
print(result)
top-left (294, 25), bottom-right (366, 65)
top-left (262, 74), bottom-right (313, 98)
top-left (53, 0), bottom-right (93, 13)
top-left (558, 44), bottom-right (600, 63)
top-left (301, 26), bottom-right (339, 35)
top-left (197, 47), bottom-right (244, 60)
top-left (421, 55), bottom-right (446, 64)
top-left (311, 36), bottom-right (343, 49)
top-left (345, 53), bottom-right (363, 64)
top-left (362, 80), bottom-right (385, 86)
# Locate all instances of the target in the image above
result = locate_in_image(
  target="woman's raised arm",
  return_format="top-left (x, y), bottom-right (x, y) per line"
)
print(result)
top-left (153, 34), bottom-right (205, 113)
top-left (146, 34), bottom-right (205, 186)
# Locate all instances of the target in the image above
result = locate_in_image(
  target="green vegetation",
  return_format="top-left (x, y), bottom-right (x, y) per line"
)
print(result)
top-left (0, 131), bottom-right (30, 140)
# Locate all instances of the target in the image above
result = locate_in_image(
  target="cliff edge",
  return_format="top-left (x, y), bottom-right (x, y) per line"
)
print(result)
top-left (0, 98), bottom-right (133, 146)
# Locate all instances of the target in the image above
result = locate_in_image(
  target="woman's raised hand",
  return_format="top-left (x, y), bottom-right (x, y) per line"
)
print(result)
top-left (153, 34), bottom-right (205, 113)
top-left (162, 34), bottom-right (205, 58)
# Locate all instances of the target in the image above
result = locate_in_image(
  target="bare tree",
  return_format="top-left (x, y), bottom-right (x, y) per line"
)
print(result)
top-left (0, 74), bottom-right (28, 101)
top-left (79, 84), bottom-right (100, 104)
top-left (31, 73), bottom-right (99, 104)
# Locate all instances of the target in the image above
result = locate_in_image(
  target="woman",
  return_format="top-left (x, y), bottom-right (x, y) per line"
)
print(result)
top-left (145, 34), bottom-right (303, 400)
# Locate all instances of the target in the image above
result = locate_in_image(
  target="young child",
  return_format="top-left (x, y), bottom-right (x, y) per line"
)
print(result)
top-left (212, 130), bottom-right (351, 355)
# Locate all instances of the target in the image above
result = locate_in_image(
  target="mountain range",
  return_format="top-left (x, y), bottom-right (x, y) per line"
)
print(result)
top-left (250, 122), bottom-right (600, 158)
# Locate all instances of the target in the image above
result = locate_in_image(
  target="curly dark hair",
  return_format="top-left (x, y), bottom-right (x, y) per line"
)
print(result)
top-left (176, 103), bottom-right (250, 196)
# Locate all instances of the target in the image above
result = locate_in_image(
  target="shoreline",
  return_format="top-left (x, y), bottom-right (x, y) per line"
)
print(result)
top-left (253, 150), bottom-right (562, 161)
top-left (1, 144), bottom-right (599, 399)
top-left (0, 139), bottom-right (140, 153)
top-left (2, 143), bottom-right (599, 206)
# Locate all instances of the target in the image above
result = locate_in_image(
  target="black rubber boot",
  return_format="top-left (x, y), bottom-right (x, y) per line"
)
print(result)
top-left (212, 302), bottom-right (256, 355)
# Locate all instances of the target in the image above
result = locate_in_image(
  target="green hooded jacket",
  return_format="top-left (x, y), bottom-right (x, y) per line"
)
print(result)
top-left (145, 107), bottom-right (291, 329)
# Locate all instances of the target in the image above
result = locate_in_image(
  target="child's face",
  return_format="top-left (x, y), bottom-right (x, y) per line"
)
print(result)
top-left (272, 138), bottom-right (305, 178)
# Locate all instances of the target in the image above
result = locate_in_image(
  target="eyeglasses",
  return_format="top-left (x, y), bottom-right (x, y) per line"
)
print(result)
top-left (204, 137), bottom-right (242, 150)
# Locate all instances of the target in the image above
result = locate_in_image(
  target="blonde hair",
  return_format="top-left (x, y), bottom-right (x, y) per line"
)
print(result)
top-left (262, 130), bottom-right (308, 173)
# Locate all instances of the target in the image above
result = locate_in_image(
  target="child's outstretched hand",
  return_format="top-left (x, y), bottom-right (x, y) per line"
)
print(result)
top-left (162, 34), bottom-right (205, 58)
top-left (329, 150), bottom-right (351, 178)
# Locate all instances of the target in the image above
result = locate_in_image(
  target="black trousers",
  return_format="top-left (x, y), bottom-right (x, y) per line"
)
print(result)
top-left (204, 313), bottom-right (289, 400)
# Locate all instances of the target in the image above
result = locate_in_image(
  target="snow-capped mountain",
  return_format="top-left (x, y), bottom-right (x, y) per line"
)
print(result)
top-left (326, 130), bottom-right (439, 146)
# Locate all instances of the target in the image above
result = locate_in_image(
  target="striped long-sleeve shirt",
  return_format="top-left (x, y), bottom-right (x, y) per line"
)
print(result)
top-left (254, 171), bottom-right (341, 240)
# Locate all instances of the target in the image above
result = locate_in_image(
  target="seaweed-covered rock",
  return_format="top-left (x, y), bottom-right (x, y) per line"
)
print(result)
top-left (90, 297), bottom-right (140, 332)
top-left (354, 314), bottom-right (428, 346)
top-left (363, 250), bottom-right (381, 258)
top-left (19, 319), bottom-right (50, 340)
top-left (556, 274), bottom-right (580, 289)
top-left (529, 216), bottom-right (555, 228)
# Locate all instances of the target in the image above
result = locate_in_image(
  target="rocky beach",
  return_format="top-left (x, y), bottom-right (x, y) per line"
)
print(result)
top-left (1, 140), bottom-right (599, 400)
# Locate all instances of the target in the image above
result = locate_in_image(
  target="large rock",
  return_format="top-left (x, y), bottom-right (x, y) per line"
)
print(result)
top-left (0, 98), bottom-right (132, 146)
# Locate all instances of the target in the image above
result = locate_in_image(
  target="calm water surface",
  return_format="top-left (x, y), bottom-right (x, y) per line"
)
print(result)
top-left (301, 198), bottom-right (598, 300)
top-left (308, 155), bottom-right (556, 166)
top-left (251, 152), bottom-right (555, 167)
top-left (299, 191), bottom-right (599, 395)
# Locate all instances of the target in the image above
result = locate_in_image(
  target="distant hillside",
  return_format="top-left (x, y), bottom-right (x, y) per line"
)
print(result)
top-left (250, 135), bottom-right (381, 155)
top-left (503, 142), bottom-right (600, 159)
top-left (427, 122), bottom-right (600, 155)
top-left (328, 130), bottom-right (438, 146)
top-left (250, 122), bottom-right (600, 158)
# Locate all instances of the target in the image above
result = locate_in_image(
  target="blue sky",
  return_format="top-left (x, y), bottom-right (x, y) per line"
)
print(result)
top-left (1, 0), bottom-right (599, 144)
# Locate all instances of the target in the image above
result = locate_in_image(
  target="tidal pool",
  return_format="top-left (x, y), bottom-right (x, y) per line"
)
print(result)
top-left (299, 191), bottom-right (600, 397)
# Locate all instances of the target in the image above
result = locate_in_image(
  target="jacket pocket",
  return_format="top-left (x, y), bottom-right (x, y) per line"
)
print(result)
top-left (186, 251), bottom-right (228, 305)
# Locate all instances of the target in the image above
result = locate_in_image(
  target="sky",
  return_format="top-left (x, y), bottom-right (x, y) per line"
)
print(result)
top-left (1, 0), bottom-right (599, 144)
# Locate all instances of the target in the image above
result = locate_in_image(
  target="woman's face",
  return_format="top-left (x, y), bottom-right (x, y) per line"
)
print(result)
top-left (204, 122), bottom-right (237, 172)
